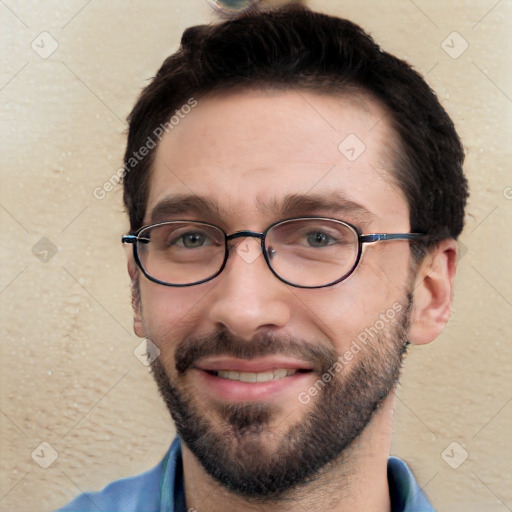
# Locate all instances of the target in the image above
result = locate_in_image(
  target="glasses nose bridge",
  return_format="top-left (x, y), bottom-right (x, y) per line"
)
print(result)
top-left (225, 230), bottom-right (267, 264)
top-left (226, 230), bottom-right (265, 244)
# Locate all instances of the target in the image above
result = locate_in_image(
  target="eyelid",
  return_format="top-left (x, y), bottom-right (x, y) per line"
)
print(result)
top-left (144, 217), bottom-right (364, 238)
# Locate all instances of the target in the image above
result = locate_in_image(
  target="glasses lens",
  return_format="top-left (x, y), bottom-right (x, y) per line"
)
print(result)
top-left (266, 218), bottom-right (359, 287)
top-left (137, 222), bottom-right (225, 285)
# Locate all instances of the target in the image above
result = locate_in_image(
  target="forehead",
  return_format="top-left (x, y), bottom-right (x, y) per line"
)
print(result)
top-left (146, 89), bottom-right (409, 230)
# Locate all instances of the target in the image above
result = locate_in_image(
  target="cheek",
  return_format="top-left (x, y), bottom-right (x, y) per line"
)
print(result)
top-left (354, 244), bottom-right (412, 300)
top-left (139, 283), bottom-right (208, 354)
top-left (297, 252), bottom-right (410, 351)
top-left (380, 244), bottom-right (413, 280)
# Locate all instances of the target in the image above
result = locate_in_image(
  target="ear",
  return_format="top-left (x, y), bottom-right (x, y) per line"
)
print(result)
top-left (127, 258), bottom-right (146, 339)
top-left (408, 239), bottom-right (458, 345)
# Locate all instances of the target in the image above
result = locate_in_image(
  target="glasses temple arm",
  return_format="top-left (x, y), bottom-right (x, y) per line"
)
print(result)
top-left (359, 233), bottom-right (426, 243)
top-left (121, 235), bottom-right (151, 244)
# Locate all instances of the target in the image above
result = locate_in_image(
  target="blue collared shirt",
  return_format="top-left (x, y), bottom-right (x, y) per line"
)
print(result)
top-left (57, 437), bottom-right (435, 512)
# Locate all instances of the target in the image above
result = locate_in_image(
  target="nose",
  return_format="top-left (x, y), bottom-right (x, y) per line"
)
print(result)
top-left (206, 237), bottom-right (291, 341)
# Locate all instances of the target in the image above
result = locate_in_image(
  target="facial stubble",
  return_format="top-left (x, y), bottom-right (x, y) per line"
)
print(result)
top-left (150, 294), bottom-right (412, 501)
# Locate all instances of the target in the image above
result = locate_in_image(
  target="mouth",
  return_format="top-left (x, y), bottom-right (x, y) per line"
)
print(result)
top-left (192, 357), bottom-right (316, 402)
top-left (204, 368), bottom-right (312, 383)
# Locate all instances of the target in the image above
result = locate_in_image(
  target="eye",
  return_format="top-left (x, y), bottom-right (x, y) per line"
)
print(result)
top-left (172, 232), bottom-right (210, 248)
top-left (306, 231), bottom-right (334, 247)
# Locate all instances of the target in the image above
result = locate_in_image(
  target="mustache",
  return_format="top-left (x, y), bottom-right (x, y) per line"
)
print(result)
top-left (173, 329), bottom-right (338, 375)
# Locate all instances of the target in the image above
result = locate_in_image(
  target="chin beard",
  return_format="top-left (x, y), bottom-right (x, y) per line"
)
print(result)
top-left (150, 294), bottom-right (412, 501)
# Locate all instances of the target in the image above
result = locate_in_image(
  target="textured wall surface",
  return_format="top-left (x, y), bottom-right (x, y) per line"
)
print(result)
top-left (0, 1), bottom-right (510, 511)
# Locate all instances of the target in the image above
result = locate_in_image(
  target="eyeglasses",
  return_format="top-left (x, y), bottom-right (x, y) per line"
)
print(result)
top-left (122, 217), bottom-right (425, 289)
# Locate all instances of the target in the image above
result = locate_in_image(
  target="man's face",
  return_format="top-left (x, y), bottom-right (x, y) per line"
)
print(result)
top-left (132, 89), bottom-right (415, 498)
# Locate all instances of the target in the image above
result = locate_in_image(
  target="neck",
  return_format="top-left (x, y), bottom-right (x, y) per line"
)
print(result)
top-left (182, 392), bottom-right (396, 512)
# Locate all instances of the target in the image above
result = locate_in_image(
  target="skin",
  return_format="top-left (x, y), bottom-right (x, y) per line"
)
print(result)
top-left (127, 89), bottom-right (457, 511)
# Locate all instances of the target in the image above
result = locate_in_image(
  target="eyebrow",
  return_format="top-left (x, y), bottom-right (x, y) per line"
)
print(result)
top-left (261, 192), bottom-right (376, 224)
top-left (149, 195), bottom-right (222, 224)
top-left (148, 192), bottom-right (375, 226)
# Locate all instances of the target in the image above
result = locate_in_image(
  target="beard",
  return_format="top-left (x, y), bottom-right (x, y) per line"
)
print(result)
top-left (150, 293), bottom-right (412, 501)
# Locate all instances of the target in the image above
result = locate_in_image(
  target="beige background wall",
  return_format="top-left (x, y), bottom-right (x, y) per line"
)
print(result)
top-left (0, 1), bottom-right (510, 511)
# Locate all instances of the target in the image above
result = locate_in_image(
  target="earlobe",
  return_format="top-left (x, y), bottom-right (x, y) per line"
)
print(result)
top-left (408, 239), bottom-right (458, 346)
top-left (128, 260), bottom-right (146, 339)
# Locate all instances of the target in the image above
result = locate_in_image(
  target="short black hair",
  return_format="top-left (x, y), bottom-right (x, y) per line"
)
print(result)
top-left (123, 4), bottom-right (468, 258)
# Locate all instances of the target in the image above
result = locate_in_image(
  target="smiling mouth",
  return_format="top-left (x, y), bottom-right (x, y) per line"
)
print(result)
top-left (203, 368), bottom-right (312, 383)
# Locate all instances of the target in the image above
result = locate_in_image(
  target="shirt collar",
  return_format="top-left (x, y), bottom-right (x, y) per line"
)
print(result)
top-left (388, 456), bottom-right (435, 511)
top-left (160, 438), bottom-right (434, 511)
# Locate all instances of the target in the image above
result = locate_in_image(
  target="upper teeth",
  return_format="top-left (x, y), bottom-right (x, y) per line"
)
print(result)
top-left (217, 369), bottom-right (297, 383)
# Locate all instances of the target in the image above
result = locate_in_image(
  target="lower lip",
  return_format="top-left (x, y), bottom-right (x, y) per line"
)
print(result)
top-left (194, 369), bottom-right (314, 402)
